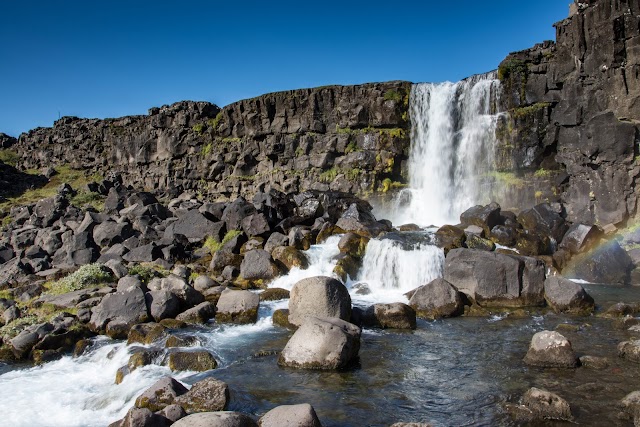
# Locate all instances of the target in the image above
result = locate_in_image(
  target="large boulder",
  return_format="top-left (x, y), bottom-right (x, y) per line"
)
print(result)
top-left (222, 197), bottom-right (257, 231)
top-left (523, 331), bottom-right (577, 368)
top-left (258, 403), bottom-right (322, 427)
top-left (167, 351), bottom-right (218, 372)
top-left (444, 249), bottom-right (545, 307)
top-left (278, 316), bottom-right (361, 370)
top-left (148, 275), bottom-right (204, 311)
top-left (363, 303), bottom-right (416, 329)
top-left (176, 302), bottom-right (216, 324)
top-left (459, 202), bottom-right (501, 235)
top-left (134, 377), bottom-right (188, 412)
top-left (241, 213), bottom-right (271, 237)
top-left (271, 246), bottom-right (309, 271)
top-left (408, 278), bottom-right (464, 319)
top-left (175, 377), bottom-right (230, 414)
top-left (288, 276), bottom-right (351, 327)
top-left (507, 388), bottom-right (573, 423)
top-left (565, 240), bottom-right (633, 284)
top-left (239, 250), bottom-right (283, 282)
top-left (146, 289), bottom-right (181, 322)
top-left (544, 276), bottom-right (595, 314)
top-left (517, 203), bottom-right (568, 243)
top-left (89, 287), bottom-right (149, 335)
top-left (172, 412), bottom-right (258, 427)
top-left (166, 210), bottom-right (225, 243)
top-left (215, 289), bottom-right (260, 324)
top-left (93, 221), bottom-right (134, 248)
top-left (559, 223), bottom-right (600, 254)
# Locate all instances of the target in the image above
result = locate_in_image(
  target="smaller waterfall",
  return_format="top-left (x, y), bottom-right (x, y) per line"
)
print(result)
top-left (391, 73), bottom-right (501, 227)
top-left (354, 236), bottom-right (444, 301)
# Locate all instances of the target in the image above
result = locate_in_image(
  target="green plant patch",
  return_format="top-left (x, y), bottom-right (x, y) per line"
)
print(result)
top-left (46, 263), bottom-right (114, 295)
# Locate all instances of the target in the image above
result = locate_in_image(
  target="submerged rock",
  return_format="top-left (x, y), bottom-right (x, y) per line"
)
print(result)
top-left (618, 340), bottom-right (640, 363)
top-left (288, 276), bottom-right (351, 327)
top-left (506, 387), bottom-right (573, 422)
top-left (278, 316), bottom-right (361, 370)
top-left (523, 330), bottom-right (577, 368)
top-left (258, 403), bottom-right (322, 427)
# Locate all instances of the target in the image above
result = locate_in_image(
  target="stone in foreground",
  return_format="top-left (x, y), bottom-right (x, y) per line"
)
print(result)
top-left (175, 377), bottom-right (230, 414)
top-left (215, 289), bottom-right (260, 324)
top-left (258, 403), bottom-right (322, 427)
top-left (278, 316), bottom-right (361, 370)
top-left (288, 276), bottom-right (351, 327)
top-left (523, 330), bottom-right (577, 368)
top-left (544, 275), bottom-right (594, 314)
top-left (618, 340), bottom-right (640, 363)
top-left (172, 411), bottom-right (258, 427)
top-left (408, 278), bottom-right (464, 319)
top-left (363, 303), bottom-right (416, 329)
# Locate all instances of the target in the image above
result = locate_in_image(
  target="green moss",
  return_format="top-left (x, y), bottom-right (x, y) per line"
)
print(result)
top-left (345, 141), bottom-right (359, 154)
top-left (533, 168), bottom-right (552, 178)
top-left (0, 289), bottom-right (13, 300)
top-left (497, 59), bottom-right (527, 81)
top-left (208, 112), bottom-right (224, 131)
top-left (0, 165), bottom-right (102, 214)
top-left (128, 264), bottom-right (167, 284)
top-left (0, 315), bottom-right (39, 339)
top-left (201, 143), bottom-right (214, 157)
top-left (383, 89), bottom-right (403, 102)
top-left (511, 102), bottom-right (550, 120)
top-left (320, 167), bottom-right (339, 183)
top-left (1, 216), bottom-right (11, 229)
top-left (0, 149), bottom-right (19, 167)
top-left (345, 168), bottom-right (361, 180)
top-left (384, 128), bottom-right (406, 139)
top-left (295, 146), bottom-right (305, 157)
top-left (222, 137), bottom-right (241, 143)
top-left (192, 123), bottom-right (205, 134)
top-left (46, 263), bottom-right (114, 295)
top-left (204, 229), bottom-right (243, 255)
top-left (70, 190), bottom-right (105, 211)
top-left (487, 171), bottom-right (525, 188)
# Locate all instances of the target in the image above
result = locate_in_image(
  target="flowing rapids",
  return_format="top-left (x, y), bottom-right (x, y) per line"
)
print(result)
top-left (390, 74), bottom-right (500, 227)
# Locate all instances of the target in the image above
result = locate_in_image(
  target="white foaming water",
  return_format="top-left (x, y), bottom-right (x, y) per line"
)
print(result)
top-left (267, 235), bottom-right (342, 290)
top-left (0, 338), bottom-right (190, 427)
top-left (391, 74), bottom-right (500, 227)
top-left (351, 237), bottom-right (445, 303)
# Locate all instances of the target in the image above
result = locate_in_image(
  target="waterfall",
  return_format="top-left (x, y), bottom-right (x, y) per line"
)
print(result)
top-left (354, 235), bottom-right (445, 301)
top-left (391, 73), bottom-right (501, 227)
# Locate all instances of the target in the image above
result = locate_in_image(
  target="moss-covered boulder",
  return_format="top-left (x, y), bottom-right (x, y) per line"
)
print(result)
top-left (167, 350), bottom-right (218, 372)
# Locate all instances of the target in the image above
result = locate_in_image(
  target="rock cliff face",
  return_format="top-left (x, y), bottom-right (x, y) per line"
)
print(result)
top-left (496, 0), bottom-right (640, 226)
top-left (14, 83), bottom-right (411, 200)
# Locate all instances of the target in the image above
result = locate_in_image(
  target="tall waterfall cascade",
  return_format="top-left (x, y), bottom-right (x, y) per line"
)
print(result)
top-left (391, 73), bottom-right (501, 227)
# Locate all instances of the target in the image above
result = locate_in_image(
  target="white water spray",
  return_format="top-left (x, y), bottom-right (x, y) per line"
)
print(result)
top-left (352, 237), bottom-right (445, 303)
top-left (391, 73), bottom-right (500, 226)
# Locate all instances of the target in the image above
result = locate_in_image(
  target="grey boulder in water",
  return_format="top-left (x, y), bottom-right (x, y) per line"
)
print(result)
top-left (258, 403), bottom-right (323, 427)
top-left (362, 303), bottom-right (417, 330)
top-left (278, 316), bottom-right (361, 370)
top-left (408, 278), bottom-right (464, 320)
top-left (172, 412), bottom-right (258, 427)
top-left (543, 275), bottom-right (594, 314)
top-left (523, 330), bottom-right (577, 368)
top-left (215, 289), bottom-right (260, 324)
top-left (505, 387), bottom-right (573, 422)
top-left (288, 276), bottom-right (351, 327)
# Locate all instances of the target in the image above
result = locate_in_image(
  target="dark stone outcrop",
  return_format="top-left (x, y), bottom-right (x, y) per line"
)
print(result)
top-left (14, 83), bottom-right (411, 200)
top-left (495, 0), bottom-right (640, 227)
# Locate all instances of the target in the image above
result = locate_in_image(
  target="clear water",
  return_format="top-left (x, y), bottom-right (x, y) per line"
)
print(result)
top-left (2, 75), bottom-right (638, 427)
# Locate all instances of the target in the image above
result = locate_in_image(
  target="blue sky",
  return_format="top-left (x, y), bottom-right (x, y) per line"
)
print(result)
top-left (0, 1), bottom-right (569, 136)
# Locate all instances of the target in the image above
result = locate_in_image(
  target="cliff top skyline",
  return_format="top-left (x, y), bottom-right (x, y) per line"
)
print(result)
top-left (0, 0), bottom-right (568, 137)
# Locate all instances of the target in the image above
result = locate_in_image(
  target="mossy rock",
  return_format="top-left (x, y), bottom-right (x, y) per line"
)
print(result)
top-left (73, 339), bottom-right (91, 357)
top-left (159, 319), bottom-right (187, 329)
top-left (333, 254), bottom-right (361, 282)
top-left (338, 233), bottom-right (369, 259)
top-left (464, 234), bottom-right (496, 251)
top-left (128, 350), bottom-right (157, 371)
top-left (165, 334), bottom-right (198, 348)
top-left (167, 351), bottom-right (217, 372)
top-left (272, 309), bottom-right (295, 329)
top-left (316, 225), bottom-right (343, 244)
top-left (271, 246), bottom-right (309, 270)
top-left (260, 288), bottom-right (290, 302)
top-left (115, 365), bottom-right (130, 384)
top-left (435, 225), bottom-right (466, 254)
top-left (0, 345), bottom-right (17, 363)
top-left (127, 323), bottom-right (167, 345)
top-left (215, 307), bottom-right (259, 325)
top-left (32, 349), bottom-right (62, 365)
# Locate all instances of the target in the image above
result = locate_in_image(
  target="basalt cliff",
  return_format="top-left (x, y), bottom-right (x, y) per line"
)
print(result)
top-left (5, 0), bottom-right (640, 229)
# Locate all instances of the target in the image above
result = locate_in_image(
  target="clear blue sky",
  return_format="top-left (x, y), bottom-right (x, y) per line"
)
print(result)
top-left (0, 0), bottom-right (569, 137)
